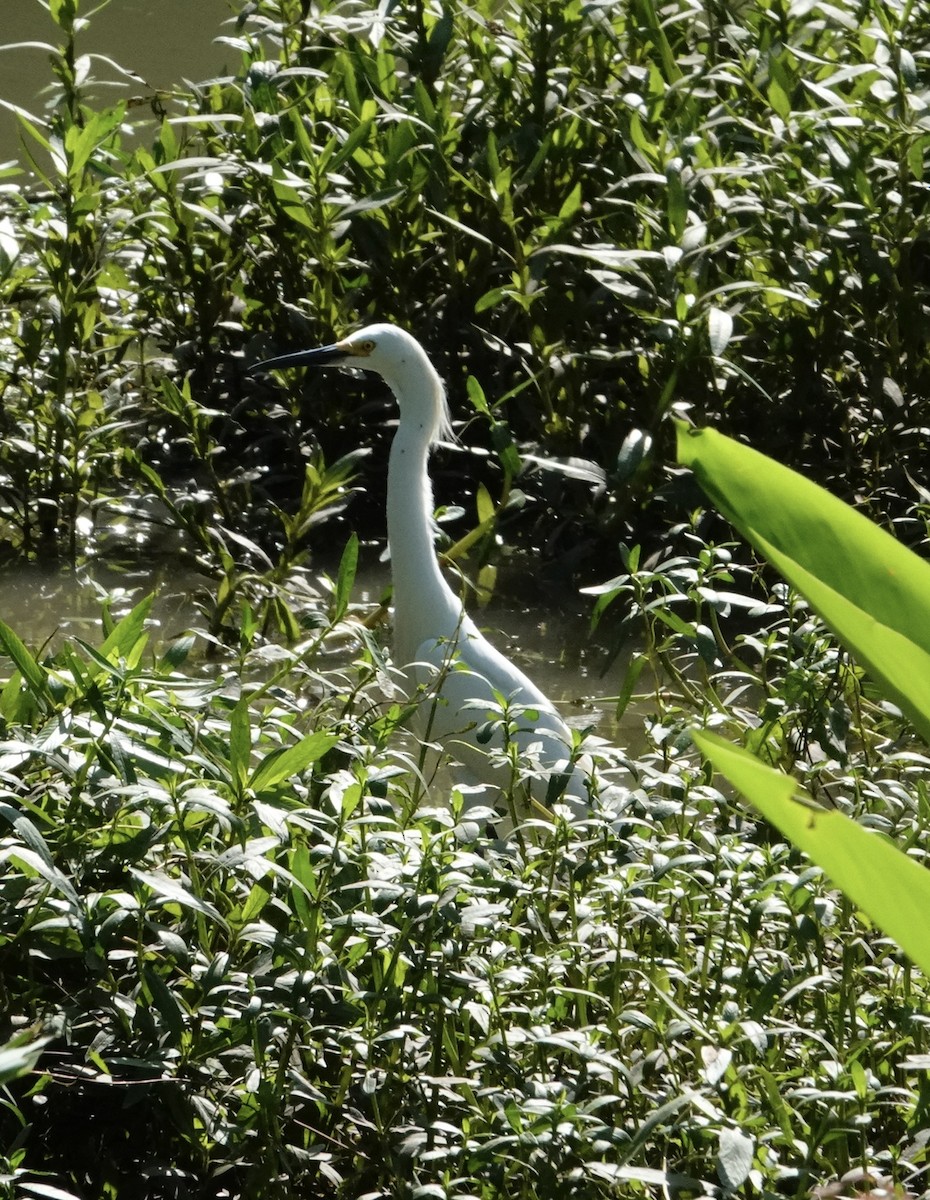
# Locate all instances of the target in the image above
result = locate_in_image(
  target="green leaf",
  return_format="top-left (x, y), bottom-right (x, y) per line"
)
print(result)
top-left (332, 532), bottom-right (359, 623)
top-left (142, 965), bottom-right (186, 1039)
top-left (0, 1031), bottom-right (48, 1085)
top-left (250, 731), bottom-right (340, 795)
top-left (160, 634), bottom-right (196, 670)
top-left (99, 595), bottom-right (155, 666)
top-left (557, 181), bottom-right (583, 223)
top-left (49, 0), bottom-right (77, 29)
top-left (0, 670), bottom-right (29, 722)
top-left (0, 620), bottom-right (52, 708)
top-left (767, 78), bottom-right (790, 118)
top-left (466, 376), bottom-right (489, 416)
top-left (475, 483), bottom-right (495, 525)
top-left (677, 424), bottom-right (930, 742)
top-left (229, 698), bottom-right (251, 795)
top-left (717, 1126), bottom-right (754, 1192)
top-left (693, 731), bottom-right (930, 977)
top-left (239, 881), bottom-right (272, 924)
top-left (707, 306), bottom-right (733, 355)
top-left (475, 286), bottom-right (508, 314)
top-left (132, 869), bottom-right (227, 928)
top-left (0, 803), bottom-right (80, 908)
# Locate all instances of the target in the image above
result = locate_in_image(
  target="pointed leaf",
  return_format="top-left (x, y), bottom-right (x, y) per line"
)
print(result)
top-left (332, 532), bottom-right (359, 623)
top-left (677, 424), bottom-right (930, 742)
top-left (131, 869), bottom-right (227, 928)
top-left (99, 595), bottom-right (155, 665)
top-left (707, 307), bottom-right (733, 355)
top-left (0, 620), bottom-right (52, 707)
top-left (693, 731), bottom-right (930, 977)
top-left (0, 1032), bottom-right (49, 1085)
top-left (229, 698), bottom-right (251, 794)
top-left (250, 731), bottom-right (340, 794)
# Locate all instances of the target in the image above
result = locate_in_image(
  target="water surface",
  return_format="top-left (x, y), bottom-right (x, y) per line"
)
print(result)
top-left (1, 0), bottom-right (233, 163)
top-left (0, 558), bottom-right (636, 748)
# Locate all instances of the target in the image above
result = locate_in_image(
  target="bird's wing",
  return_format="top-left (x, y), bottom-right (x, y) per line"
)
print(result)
top-left (407, 630), bottom-right (571, 745)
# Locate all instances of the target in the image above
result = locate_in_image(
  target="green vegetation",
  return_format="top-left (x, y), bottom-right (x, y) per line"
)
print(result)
top-left (680, 424), bottom-right (930, 977)
top-left (1, 0), bottom-right (930, 1196)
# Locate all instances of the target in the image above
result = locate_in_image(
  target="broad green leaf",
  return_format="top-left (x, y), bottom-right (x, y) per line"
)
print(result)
top-left (717, 1127), bottom-right (754, 1192)
top-left (693, 731), bottom-right (930, 976)
top-left (677, 424), bottom-right (930, 742)
top-left (0, 620), bottom-right (52, 708)
top-left (250, 731), bottom-right (340, 794)
top-left (99, 594), bottom-right (155, 666)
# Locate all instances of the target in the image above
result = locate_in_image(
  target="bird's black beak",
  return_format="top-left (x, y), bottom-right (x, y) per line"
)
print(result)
top-left (250, 344), bottom-right (350, 374)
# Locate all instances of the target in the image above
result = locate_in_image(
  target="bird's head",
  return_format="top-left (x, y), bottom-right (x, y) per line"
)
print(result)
top-left (253, 323), bottom-right (453, 445)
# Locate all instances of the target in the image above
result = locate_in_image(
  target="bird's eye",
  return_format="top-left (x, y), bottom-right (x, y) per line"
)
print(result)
top-left (360, 339), bottom-right (376, 354)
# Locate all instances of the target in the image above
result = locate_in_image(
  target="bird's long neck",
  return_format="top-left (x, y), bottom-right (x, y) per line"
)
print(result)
top-left (387, 402), bottom-right (462, 668)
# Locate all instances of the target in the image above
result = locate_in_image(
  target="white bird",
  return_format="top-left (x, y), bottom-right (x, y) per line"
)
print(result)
top-left (256, 324), bottom-right (593, 820)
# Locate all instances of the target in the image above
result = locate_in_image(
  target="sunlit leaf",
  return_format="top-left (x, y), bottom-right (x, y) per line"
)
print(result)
top-left (707, 306), bottom-right (733, 355)
top-left (332, 532), bottom-right (359, 623)
top-left (250, 731), bottom-right (340, 794)
top-left (99, 595), bottom-right (155, 667)
top-left (0, 620), bottom-right (52, 708)
top-left (677, 424), bottom-right (930, 742)
top-left (694, 731), bottom-right (930, 975)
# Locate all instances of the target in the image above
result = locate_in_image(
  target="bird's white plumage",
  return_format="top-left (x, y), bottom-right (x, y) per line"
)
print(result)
top-left (266, 323), bottom-right (593, 818)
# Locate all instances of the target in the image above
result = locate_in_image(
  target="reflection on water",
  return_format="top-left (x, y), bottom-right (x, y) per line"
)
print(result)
top-left (0, 0), bottom-right (232, 163)
top-left (0, 558), bottom-right (638, 749)
top-left (0, 562), bottom-right (206, 650)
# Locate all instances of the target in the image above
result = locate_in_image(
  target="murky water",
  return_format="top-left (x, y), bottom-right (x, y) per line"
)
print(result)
top-left (0, 561), bottom-right (206, 647)
top-left (0, 0), bottom-right (233, 163)
top-left (0, 557), bottom-right (638, 747)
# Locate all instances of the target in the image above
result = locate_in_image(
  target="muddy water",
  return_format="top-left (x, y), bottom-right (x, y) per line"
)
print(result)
top-left (0, 0), bottom-right (233, 163)
top-left (0, 559), bottom-right (638, 747)
top-left (0, 562), bottom-right (207, 647)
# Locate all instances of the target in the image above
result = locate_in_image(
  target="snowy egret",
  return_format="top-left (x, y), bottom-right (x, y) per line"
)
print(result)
top-left (255, 324), bottom-right (593, 818)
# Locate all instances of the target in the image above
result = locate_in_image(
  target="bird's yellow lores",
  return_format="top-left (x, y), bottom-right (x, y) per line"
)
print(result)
top-left (256, 324), bottom-right (593, 819)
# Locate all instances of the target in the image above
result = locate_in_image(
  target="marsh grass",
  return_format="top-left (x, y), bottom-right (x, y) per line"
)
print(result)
top-left (1, 0), bottom-right (930, 1195)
